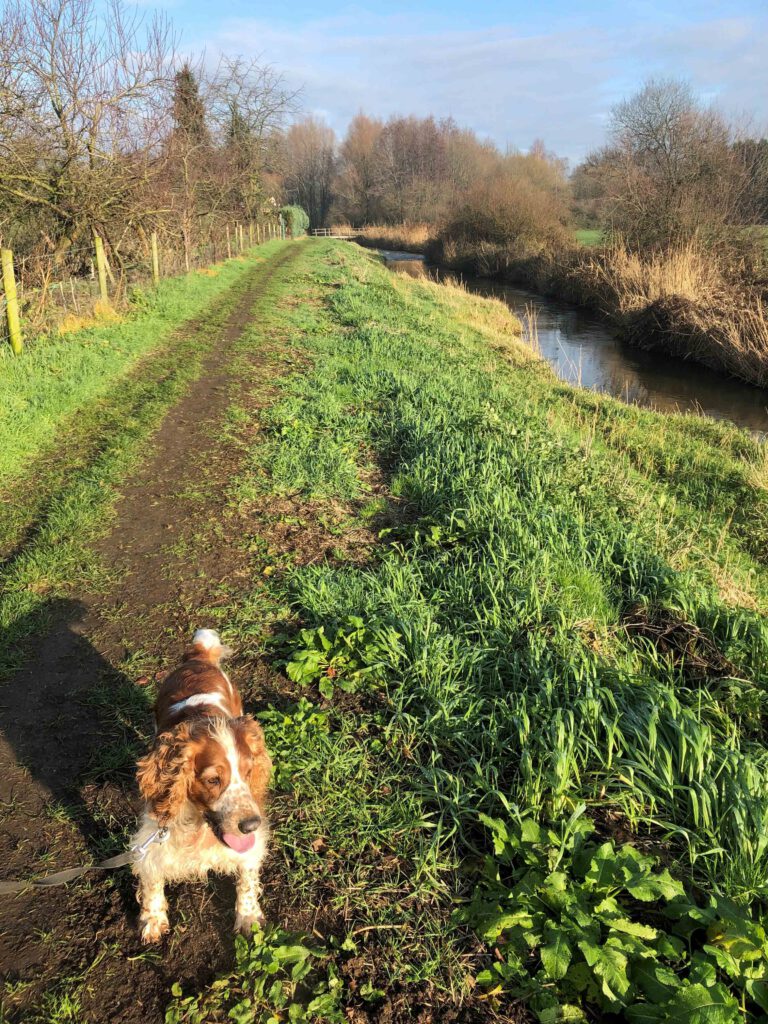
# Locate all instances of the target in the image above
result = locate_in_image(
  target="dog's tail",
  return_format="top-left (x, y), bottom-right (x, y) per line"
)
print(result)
top-left (188, 628), bottom-right (233, 664)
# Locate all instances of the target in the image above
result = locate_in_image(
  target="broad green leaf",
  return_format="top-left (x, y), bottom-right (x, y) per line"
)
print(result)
top-left (544, 871), bottom-right (569, 892)
top-left (625, 1003), bottom-right (666, 1023)
top-left (540, 927), bottom-right (572, 981)
top-left (632, 957), bottom-right (682, 1003)
top-left (604, 916), bottom-right (659, 941)
top-left (521, 818), bottom-right (546, 844)
top-left (585, 842), bottom-right (622, 891)
top-left (745, 979), bottom-right (768, 1013)
top-left (307, 992), bottom-right (341, 1015)
top-left (654, 932), bottom-right (686, 961)
top-left (271, 944), bottom-right (312, 964)
top-left (590, 941), bottom-right (631, 1003)
top-left (701, 945), bottom-right (744, 983)
top-left (626, 867), bottom-right (684, 902)
top-left (662, 982), bottom-right (742, 1023)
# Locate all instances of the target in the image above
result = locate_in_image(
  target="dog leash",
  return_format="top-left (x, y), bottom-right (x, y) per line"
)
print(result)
top-left (0, 827), bottom-right (169, 895)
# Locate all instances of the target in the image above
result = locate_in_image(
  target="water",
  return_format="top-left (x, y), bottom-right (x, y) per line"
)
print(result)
top-left (382, 251), bottom-right (768, 435)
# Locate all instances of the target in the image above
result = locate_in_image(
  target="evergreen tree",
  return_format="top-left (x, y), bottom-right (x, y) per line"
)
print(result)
top-left (173, 64), bottom-right (208, 144)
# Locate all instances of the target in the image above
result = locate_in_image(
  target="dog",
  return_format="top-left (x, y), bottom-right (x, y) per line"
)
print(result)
top-left (131, 628), bottom-right (272, 943)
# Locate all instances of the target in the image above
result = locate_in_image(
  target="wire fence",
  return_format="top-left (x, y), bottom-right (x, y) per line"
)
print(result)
top-left (1, 216), bottom-right (284, 353)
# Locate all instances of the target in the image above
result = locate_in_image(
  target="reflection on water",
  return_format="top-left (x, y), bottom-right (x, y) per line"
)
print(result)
top-left (382, 251), bottom-right (768, 435)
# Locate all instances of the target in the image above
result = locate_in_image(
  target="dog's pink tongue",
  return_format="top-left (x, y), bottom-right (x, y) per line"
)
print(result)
top-left (222, 832), bottom-right (256, 853)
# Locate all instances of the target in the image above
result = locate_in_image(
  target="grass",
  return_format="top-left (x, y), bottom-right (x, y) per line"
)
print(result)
top-left (0, 241), bottom-right (289, 678)
top-left (575, 229), bottom-right (602, 246)
top-left (0, 251), bottom-right (277, 495)
top-left (162, 241), bottom-right (768, 1022)
top-left (5, 236), bottom-right (767, 1021)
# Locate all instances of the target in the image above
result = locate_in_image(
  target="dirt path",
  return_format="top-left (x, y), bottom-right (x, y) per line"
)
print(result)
top-left (0, 243), bottom-right (304, 1023)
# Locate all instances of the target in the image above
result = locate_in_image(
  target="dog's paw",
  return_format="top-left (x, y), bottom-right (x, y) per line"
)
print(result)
top-left (235, 906), bottom-right (265, 935)
top-left (140, 911), bottom-right (170, 943)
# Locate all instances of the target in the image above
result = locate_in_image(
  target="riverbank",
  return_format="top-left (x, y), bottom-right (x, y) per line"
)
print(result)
top-left (384, 252), bottom-right (768, 434)
top-left (353, 226), bottom-right (768, 389)
top-left (2, 239), bottom-right (767, 1023)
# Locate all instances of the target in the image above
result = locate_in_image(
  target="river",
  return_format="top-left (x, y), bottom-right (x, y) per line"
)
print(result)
top-left (381, 251), bottom-right (768, 435)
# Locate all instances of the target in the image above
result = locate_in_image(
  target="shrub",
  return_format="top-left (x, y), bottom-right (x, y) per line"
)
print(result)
top-left (280, 205), bottom-right (310, 238)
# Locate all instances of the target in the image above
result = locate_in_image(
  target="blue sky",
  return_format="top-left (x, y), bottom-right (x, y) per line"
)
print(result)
top-left (155, 0), bottom-right (767, 163)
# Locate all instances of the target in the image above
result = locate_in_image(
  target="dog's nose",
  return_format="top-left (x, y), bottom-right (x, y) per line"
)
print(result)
top-left (238, 815), bottom-right (261, 834)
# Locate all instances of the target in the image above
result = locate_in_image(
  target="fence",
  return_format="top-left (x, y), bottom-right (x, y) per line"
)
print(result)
top-left (311, 228), bottom-right (357, 239)
top-left (0, 216), bottom-right (286, 355)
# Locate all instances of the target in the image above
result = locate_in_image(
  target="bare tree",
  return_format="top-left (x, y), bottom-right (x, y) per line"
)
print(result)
top-left (335, 113), bottom-right (383, 223)
top-left (207, 56), bottom-right (299, 221)
top-left (0, 0), bottom-right (175, 259)
top-left (584, 77), bottom-right (766, 252)
top-left (281, 116), bottom-right (336, 227)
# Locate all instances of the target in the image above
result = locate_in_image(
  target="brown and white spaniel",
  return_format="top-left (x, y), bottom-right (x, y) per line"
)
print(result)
top-left (131, 629), bottom-right (271, 943)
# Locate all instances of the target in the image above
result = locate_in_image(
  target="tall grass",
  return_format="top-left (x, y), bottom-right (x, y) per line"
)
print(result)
top-left (341, 222), bottom-right (431, 253)
top-left (581, 242), bottom-right (768, 385)
top-left (157, 240), bottom-right (768, 1021)
top-left (244, 242), bottom-right (768, 983)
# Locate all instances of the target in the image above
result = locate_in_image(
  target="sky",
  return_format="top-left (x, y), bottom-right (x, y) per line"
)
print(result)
top-left (153, 0), bottom-right (767, 164)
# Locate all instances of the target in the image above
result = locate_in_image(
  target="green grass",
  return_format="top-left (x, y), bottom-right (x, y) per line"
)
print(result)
top-left (575, 229), bottom-right (603, 246)
top-left (169, 240), bottom-right (768, 1022)
top-left (0, 242), bottom-right (289, 678)
top-left (0, 246), bottom-right (282, 495)
top-left (6, 236), bottom-right (766, 1021)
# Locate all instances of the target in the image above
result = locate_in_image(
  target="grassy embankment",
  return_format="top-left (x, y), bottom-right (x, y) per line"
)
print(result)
top-left (165, 241), bottom-right (768, 1023)
top-left (349, 222), bottom-right (768, 389)
top-left (0, 240), bottom-right (288, 676)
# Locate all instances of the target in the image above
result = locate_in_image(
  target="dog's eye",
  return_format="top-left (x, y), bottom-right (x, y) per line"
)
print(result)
top-left (206, 776), bottom-right (220, 788)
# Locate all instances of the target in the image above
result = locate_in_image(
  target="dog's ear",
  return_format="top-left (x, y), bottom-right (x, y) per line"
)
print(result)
top-left (137, 724), bottom-right (196, 820)
top-left (240, 717), bottom-right (272, 806)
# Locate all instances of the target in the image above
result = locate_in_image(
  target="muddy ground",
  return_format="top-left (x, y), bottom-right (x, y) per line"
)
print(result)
top-left (0, 247), bottom-right (311, 1023)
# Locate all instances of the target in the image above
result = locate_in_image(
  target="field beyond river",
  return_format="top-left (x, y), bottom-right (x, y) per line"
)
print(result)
top-left (1, 239), bottom-right (768, 1023)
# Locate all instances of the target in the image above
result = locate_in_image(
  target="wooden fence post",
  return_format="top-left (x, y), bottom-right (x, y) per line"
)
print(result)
top-left (1, 248), bottom-right (23, 355)
top-left (94, 234), bottom-right (109, 304)
top-left (256, 224), bottom-right (261, 244)
top-left (249, 222), bottom-right (254, 246)
top-left (151, 231), bottom-right (160, 285)
top-left (226, 225), bottom-right (232, 259)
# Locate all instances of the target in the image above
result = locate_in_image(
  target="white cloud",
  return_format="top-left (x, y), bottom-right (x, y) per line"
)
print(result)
top-left (189, 9), bottom-right (768, 162)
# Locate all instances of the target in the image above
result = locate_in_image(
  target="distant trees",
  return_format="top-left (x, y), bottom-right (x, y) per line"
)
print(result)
top-left (3, 11), bottom-right (765, 287)
top-left (281, 117), bottom-right (336, 228)
top-left (578, 78), bottom-right (768, 251)
top-left (441, 147), bottom-right (572, 255)
top-left (335, 114), bottom-right (383, 224)
top-left (329, 113), bottom-right (510, 227)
